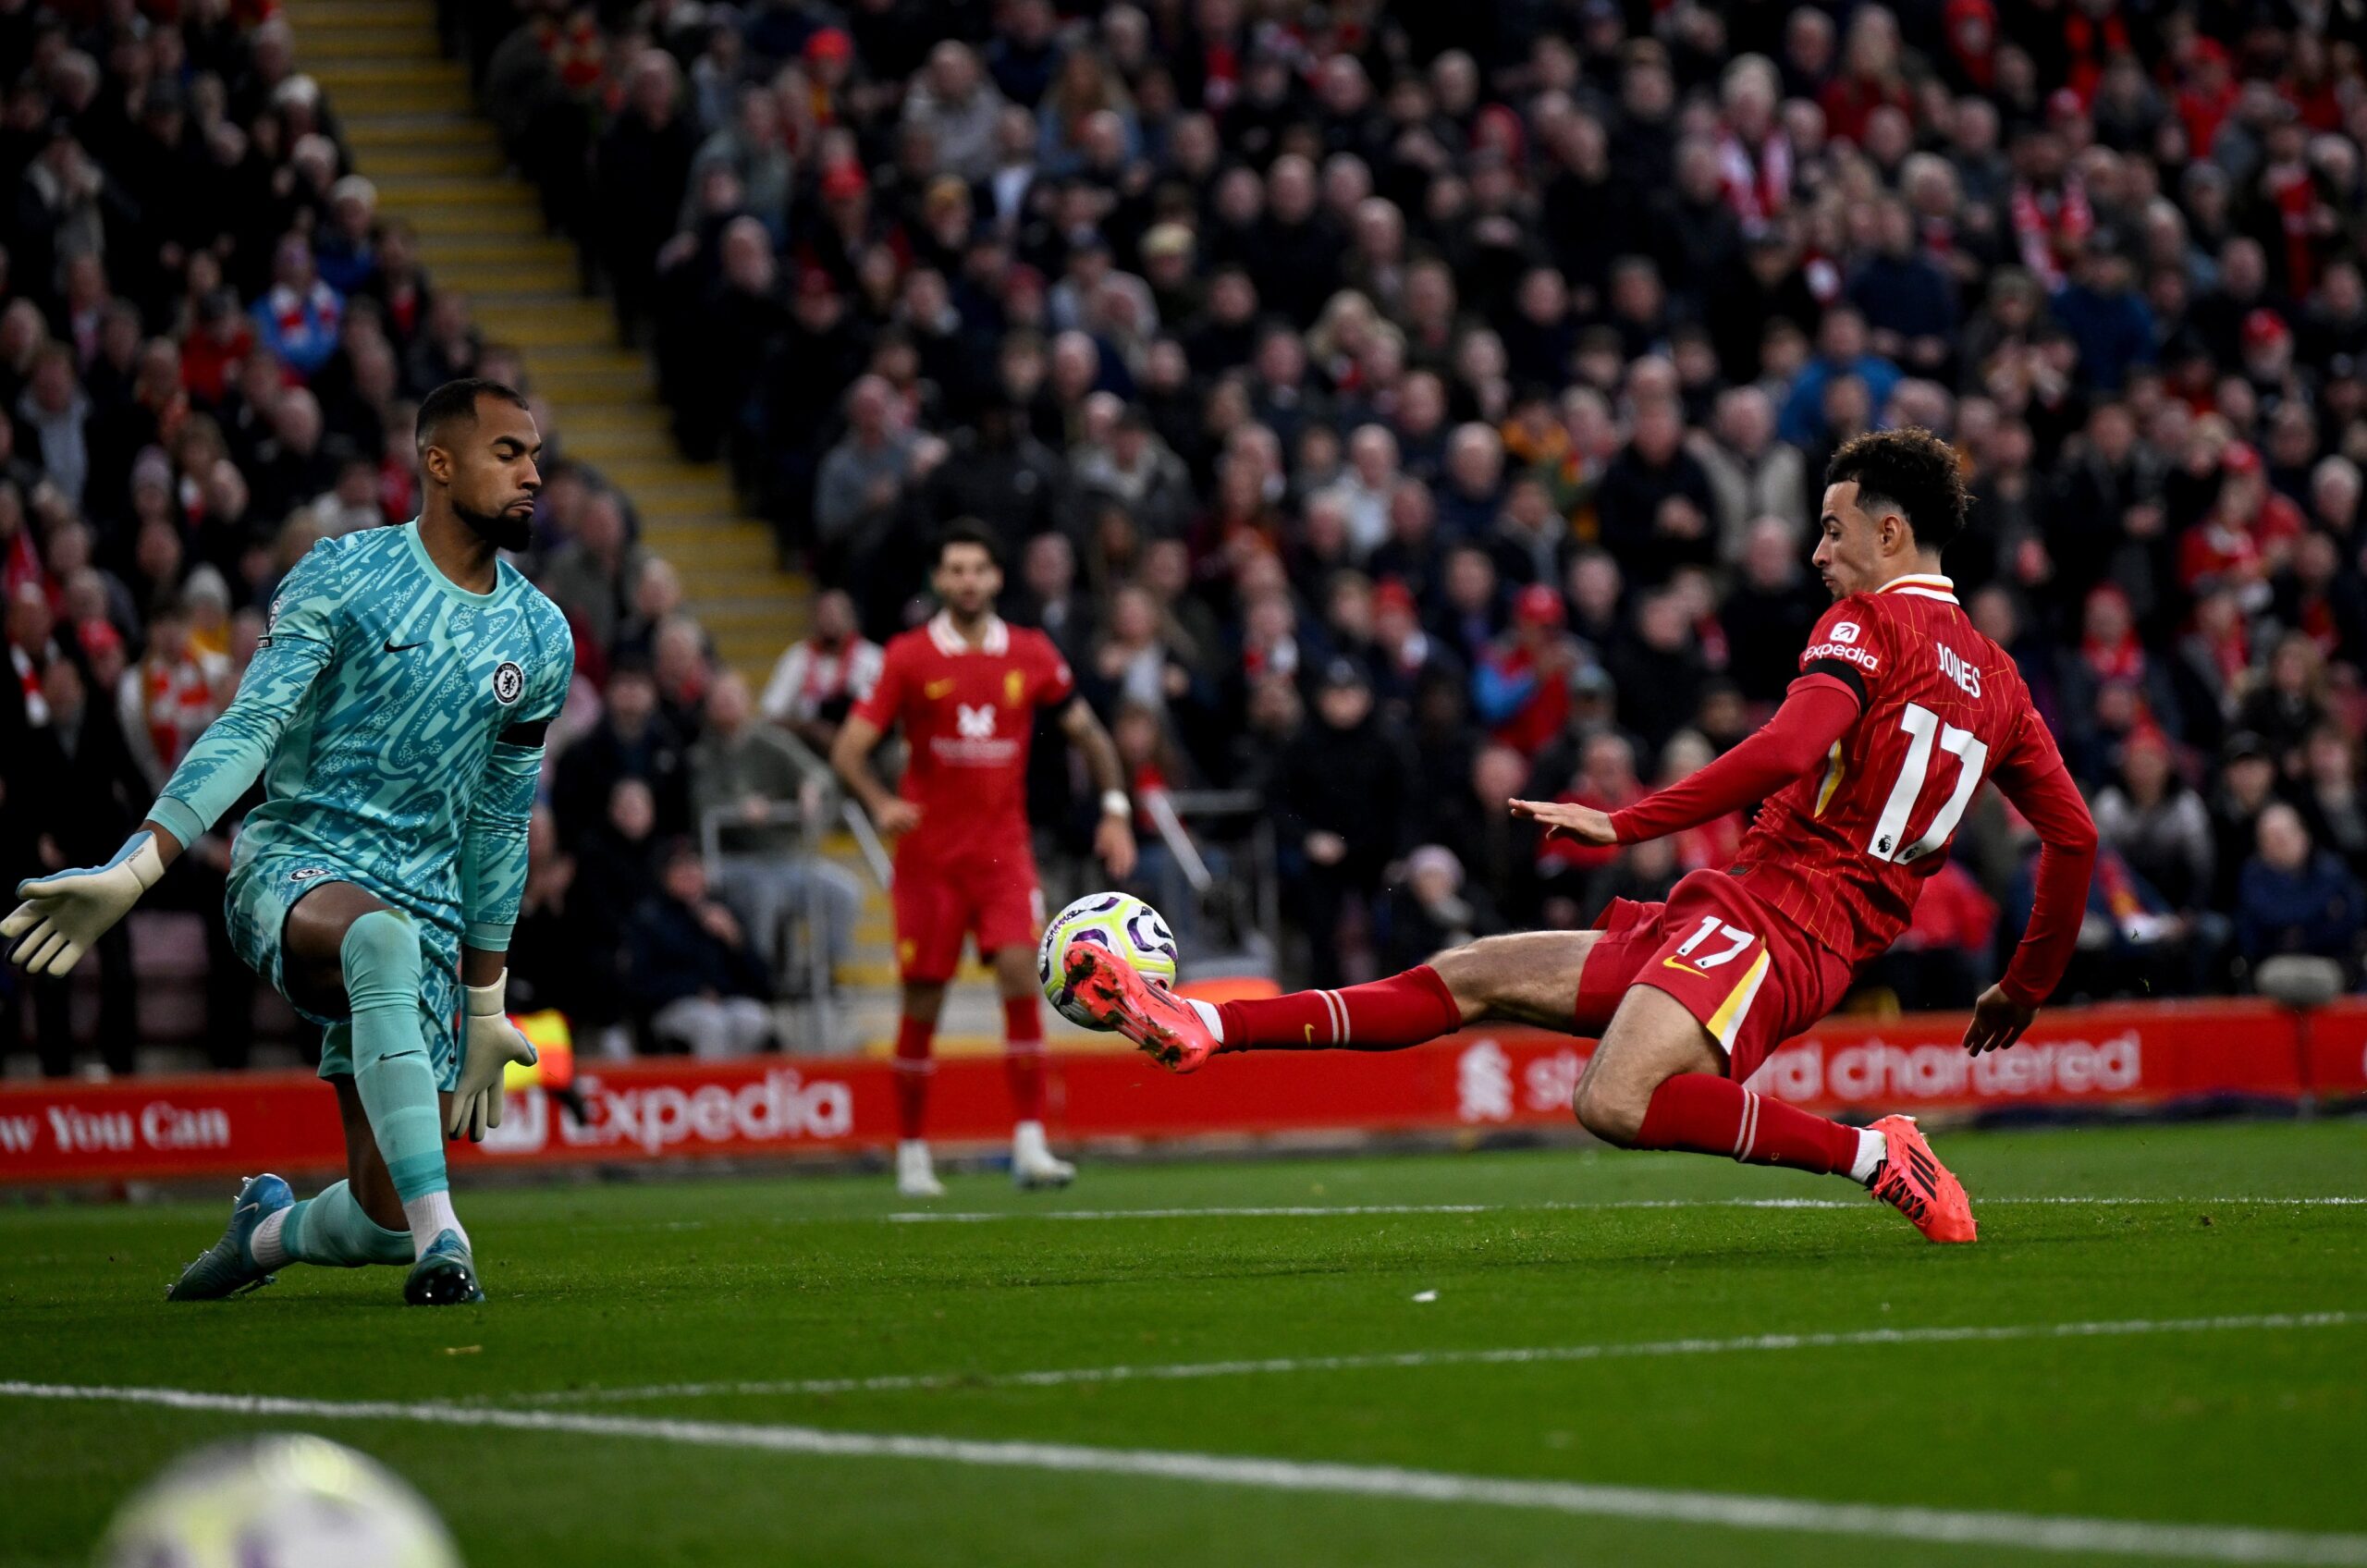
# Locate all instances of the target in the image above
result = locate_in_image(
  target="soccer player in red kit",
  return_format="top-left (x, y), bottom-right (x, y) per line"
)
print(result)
top-left (834, 522), bottom-right (1136, 1197)
top-left (1066, 430), bottom-right (2098, 1242)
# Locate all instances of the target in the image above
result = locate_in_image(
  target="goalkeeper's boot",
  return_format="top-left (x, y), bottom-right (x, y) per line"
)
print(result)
top-left (1011, 1121), bottom-right (1075, 1190)
top-left (1061, 943), bottom-right (1219, 1073)
top-left (1867, 1116), bottom-right (1978, 1243)
top-left (166, 1173), bottom-right (291, 1301)
top-left (403, 1229), bottom-right (485, 1305)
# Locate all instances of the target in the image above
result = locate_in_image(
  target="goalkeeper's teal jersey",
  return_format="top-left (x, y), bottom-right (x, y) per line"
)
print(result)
top-left (151, 521), bottom-right (574, 947)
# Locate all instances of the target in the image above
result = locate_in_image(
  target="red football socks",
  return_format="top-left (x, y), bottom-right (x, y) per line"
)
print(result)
top-left (1004, 996), bottom-right (1047, 1121)
top-left (1217, 965), bottom-right (1466, 1051)
top-left (1632, 1072), bottom-right (1858, 1175)
top-left (893, 1014), bottom-right (934, 1140)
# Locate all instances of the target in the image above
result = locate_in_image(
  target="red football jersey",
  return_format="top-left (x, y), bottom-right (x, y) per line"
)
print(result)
top-left (1730, 573), bottom-right (2068, 965)
top-left (852, 612), bottom-right (1075, 860)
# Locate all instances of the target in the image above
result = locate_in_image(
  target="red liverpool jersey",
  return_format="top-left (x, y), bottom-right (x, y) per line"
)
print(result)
top-left (852, 612), bottom-right (1075, 860)
top-left (1729, 573), bottom-right (2067, 965)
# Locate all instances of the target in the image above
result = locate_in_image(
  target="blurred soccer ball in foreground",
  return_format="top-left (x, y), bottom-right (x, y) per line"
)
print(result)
top-left (95, 1433), bottom-right (460, 1568)
top-left (1039, 892), bottom-right (1177, 1025)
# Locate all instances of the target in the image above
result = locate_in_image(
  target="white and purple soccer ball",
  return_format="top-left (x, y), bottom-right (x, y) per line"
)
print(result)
top-left (1039, 891), bottom-right (1178, 1025)
top-left (95, 1434), bottom-right (460, 1568)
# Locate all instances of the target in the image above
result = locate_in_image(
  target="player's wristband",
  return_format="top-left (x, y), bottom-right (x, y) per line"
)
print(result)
top-left (1100, 790), bottom-right (1131, 819)
top-left (466, 970), bottom-right (509, 1018)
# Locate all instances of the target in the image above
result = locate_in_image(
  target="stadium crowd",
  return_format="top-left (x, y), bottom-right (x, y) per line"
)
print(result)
top-left (0, 0), bottom-right (821, 1075)
top-left (473, 0), bottom-right (2367, 1007)
top-left (7, 0), bottom-right (2367, 1075)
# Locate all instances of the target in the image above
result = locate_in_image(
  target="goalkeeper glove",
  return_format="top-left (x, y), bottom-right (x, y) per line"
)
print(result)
top-left (4, 829), bottom-right (166, 976)
top-left (448, 969), bottom-right (538, 1142)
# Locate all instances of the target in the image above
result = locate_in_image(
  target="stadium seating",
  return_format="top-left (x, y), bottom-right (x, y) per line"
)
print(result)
top-left (8, 0), bottom-right (2367, 1076)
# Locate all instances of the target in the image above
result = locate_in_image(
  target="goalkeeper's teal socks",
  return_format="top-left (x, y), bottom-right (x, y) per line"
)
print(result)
top-left (258, 1180), bottom-right (412, 1268)
top-left (343, 911), bottom-right (467, 1259)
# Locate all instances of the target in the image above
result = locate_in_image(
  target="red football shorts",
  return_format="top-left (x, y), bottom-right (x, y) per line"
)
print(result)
top-left (891, 848), bottom-right (1045, 983)
top-left (1574, 867), bottom-right (1855, 1083)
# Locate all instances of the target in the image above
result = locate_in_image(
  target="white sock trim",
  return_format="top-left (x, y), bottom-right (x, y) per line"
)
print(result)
top-left (1848, 1128), bottom-right (1887, 1186)
top-left (1186, 998), bottom-right (1224, 1042)
top-left (251, 1207), bottom-right (290, 1270)
top-left (401, 1192), bottom-right (465, 1259)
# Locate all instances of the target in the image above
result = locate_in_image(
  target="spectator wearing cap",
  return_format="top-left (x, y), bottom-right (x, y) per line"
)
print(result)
top-left (2238, 307), bottom-right (2310, 414)
top-left (1270, 657), bottom-right (1417, 987)
top-left (1381, 843), bottom-right (1506, 972)
top-left (2060, 583), bottom-right (2186, 762)
top-left (1368, 577), bottom-right (1464, 717)
top-left (2094, 728), bottom-right (2217, 918)
top-left (2178, 443), bottom-right (2298, 613)
top-left (2210, 731), bottom-right (2286, 910)
top-left (1474, 582), bottom-right (1577, 758)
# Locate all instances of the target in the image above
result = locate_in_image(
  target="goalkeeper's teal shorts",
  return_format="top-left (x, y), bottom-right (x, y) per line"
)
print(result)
top-left (227, 852), bottom-right (463, 1093)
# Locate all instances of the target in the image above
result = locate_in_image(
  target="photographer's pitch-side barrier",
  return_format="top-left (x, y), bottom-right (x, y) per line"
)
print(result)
top-left (2, 998), bottom-right (2357, 1184)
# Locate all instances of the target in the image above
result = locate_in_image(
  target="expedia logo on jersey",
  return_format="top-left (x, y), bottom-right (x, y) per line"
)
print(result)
top-left (1803, 641), bottom-right (1882, 671)
top-left (1827, 621), bottom-right (1861, 643)
top-left (492, 661), bottom-right (525, 705)
top-left (933, 702), bottom-right (1022, 766)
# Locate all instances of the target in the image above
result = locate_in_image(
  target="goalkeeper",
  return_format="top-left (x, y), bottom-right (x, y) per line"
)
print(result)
top-left (3, 380), bottom-right (574, 1307)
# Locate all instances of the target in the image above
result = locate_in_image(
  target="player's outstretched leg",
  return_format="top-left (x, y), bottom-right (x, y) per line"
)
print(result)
top-left (1064, 931), bottom-right (1590, 1072)
top-left (339, 910), bottom-right (483, 1302)
top-left (165, 1173), bottom-right (293, 1300)
top-left (1573, 987), bottom-right (1976, 1243)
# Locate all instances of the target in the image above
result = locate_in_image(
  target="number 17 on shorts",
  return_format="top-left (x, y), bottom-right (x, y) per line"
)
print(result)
top-left (1654, 909), bottom-right (1774, 1057)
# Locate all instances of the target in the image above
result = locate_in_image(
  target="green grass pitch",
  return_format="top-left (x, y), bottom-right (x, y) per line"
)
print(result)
top-left (3, 1118), bottom-right (2364, 1566)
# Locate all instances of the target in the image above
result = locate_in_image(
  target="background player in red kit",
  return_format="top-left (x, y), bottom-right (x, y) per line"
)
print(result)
top-left (834, 522), bottom-right (1136, 1196)
top-left (1066, 430), bottom-right (2097, 1242)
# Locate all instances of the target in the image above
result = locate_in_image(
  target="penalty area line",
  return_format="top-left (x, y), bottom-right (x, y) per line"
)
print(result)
top-left (2, 1379), bottom-right (2361, 1565)
top-left (503, 1310), bottom-right (2365, 1407)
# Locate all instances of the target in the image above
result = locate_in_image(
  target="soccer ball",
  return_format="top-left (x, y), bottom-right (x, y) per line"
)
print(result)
top-left (95, 1434), bottom-right (461, 1568)
top-left (1039, 891), bottom-right (1177, 1025)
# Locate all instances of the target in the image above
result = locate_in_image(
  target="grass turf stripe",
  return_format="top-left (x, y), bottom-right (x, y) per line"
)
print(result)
top-left (3, 1378), bottom-right (2361, 1565)
top-left (501, 1310), bottom-right (2364, 1406)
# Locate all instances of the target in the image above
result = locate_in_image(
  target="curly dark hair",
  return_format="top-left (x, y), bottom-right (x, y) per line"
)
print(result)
top-left (1824, 428), bottom-right (1969, 556)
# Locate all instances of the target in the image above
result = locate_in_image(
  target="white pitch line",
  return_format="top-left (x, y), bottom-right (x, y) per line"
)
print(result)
top-left (883, 1195), bottom-right (2367, 1223)
top-left (500, 1311), bottom-right (2364, 1408)
top-left (3, 1379), bottom-right (2360, 1565)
